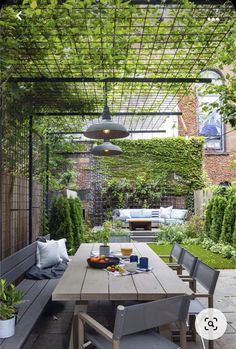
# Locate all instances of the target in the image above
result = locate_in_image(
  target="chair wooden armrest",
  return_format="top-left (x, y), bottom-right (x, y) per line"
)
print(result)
top-left (78, 312), bottom-right (113, 342)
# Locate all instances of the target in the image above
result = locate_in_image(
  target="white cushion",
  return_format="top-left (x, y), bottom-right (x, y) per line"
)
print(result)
top-left (36, 240), bottom-right (62, 269)
top-left (119, 209), bottom-right (131, 219)
top-left (171, 209), bottom-right (187, 220)
top-left (159, 206), bottom-right (173, 219)
top-left (53, 238), bottom-right (70, 262)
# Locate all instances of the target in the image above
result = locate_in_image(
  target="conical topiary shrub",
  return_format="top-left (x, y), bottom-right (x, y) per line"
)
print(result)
top-left (204, 196), bottom-right (215, 236)
top-left (68, 198), bottom-right (84, 249)
top-left (74, 197), bottom-right (84, 243)
top-left (220, 194), bottom-right (236, 244)
top-left (49, 196), bottom-right (74, 251)
top-left (210, 196), bottom-right (227, 242)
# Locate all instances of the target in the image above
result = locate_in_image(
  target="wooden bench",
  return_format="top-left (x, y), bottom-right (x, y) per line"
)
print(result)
top-left (0, 236), bottom-right (61, 349)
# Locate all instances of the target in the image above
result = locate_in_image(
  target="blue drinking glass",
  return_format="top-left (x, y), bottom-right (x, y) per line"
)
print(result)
top-left (139, 257), bottom-right (148, 269)
top-left (130, 255), bottom-right (138, 263)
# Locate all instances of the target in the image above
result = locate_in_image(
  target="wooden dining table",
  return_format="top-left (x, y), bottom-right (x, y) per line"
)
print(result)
top-left (52, 242), bottom-right (193, 348)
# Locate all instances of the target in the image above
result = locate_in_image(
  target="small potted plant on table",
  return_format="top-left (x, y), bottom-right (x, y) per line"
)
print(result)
top-left (98, 221), bottom-right (112, 256)
top-left (0, 279), bottom-right (25, 338)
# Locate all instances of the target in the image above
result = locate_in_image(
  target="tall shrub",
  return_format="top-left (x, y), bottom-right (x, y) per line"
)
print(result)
top-left (69, 198), bottom-right (84, 248)
top-left (49, 196), bottom-right (74, 250)
top-left (204, 197), bottom-right (215, 236)
top-left (74, 197), bottom-right (84, 243)
top-left (232, 220), bottom-right (236, 249)
top-left (210, 196), bottom-right (227, 242)
top-left (220, 194), bottom-right (236, 244)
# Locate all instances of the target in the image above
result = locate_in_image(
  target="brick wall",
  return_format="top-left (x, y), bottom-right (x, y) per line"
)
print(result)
top-left (178, 92), bottom-right (236, 185)
top-left (204, 153), bottom-right (236, 184)
top-left (178, 92), bottom-right (198, 136)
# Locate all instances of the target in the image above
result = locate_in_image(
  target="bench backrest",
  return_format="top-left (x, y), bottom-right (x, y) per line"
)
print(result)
top-left (0, 234), bottom-right (50, 284)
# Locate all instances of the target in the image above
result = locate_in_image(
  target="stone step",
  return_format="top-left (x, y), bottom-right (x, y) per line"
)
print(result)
top-left (129, 230), bottom-right (157, 236)
top-left (131, 236), bottom-right (157, 242)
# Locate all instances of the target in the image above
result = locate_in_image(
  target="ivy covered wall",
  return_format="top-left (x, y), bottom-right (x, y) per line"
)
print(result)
top-left (99, 137), bottom-right (205, 213)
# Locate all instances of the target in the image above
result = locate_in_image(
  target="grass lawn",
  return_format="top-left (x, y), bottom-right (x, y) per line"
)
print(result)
top-left (148, 243), bottom-right (236, 269)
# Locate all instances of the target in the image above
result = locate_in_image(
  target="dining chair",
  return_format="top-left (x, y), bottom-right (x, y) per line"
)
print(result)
top-left (188, 260), bottom-right (220, 349)
top-left (178, 249), bottom-right (198, 291)
top-left (78, 294), bottom-right (190, 349)
top-left (159, 241), bottom-right (184, 274)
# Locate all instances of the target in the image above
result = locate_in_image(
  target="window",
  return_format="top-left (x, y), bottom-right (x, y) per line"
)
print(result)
top-left (197, 70), bottom-right (224, 151)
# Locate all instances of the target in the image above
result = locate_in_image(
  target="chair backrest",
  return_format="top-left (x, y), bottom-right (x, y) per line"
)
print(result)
top-left (192, 260), bottom-right (220, 295)
top-left (181, 249), bottom-right (198, 277)
top-left (170, 241), bottom-right (183, 263)
top-left (113, 295), bottom-right (190, 340)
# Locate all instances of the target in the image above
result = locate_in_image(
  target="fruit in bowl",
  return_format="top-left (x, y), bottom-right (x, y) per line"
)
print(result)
top-left (87, 256), bottom-right (120, 269)
top-left (121, 247), bottom-right (133, 256)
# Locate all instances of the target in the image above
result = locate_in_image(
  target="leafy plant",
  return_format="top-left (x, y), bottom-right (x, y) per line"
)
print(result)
top-left (0, 279), bottom-right (25, 320)
top-left (97, 221), bottom-right (112, 246)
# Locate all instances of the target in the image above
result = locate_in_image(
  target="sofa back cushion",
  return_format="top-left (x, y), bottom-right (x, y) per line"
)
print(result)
top-left (171, 209), bottom-right (188, 220)
top-left (129, 209), bottom-right (152, 218)
top-left (119, 209), bottom-right (131, 219)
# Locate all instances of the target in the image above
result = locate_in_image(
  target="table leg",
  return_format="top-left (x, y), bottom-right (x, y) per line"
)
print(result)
top-left (69, 301), bottom-right (88, 349)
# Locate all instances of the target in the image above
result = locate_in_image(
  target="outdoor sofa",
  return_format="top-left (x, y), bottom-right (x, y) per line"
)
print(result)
top-left (113, 207), bottom-right (188, 226)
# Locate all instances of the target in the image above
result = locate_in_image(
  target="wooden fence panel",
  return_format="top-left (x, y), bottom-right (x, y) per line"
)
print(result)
top-left (1, 174), bottom-right (43, 259)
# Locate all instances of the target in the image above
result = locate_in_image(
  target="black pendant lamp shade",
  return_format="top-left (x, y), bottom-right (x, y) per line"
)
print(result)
top-left (92, 140), bottom-right (122, 156)
top-left (84, 83), bottom-right (129, 139)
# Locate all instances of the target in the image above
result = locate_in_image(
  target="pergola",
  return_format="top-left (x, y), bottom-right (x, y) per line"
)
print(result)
top-left (1, 0), bottom-right (235, 133)
top-left (0, 0), bottom-right (235, 244)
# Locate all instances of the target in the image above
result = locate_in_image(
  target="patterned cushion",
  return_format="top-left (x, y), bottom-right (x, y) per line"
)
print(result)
top-left (152, 210), bottom-right (159, 217)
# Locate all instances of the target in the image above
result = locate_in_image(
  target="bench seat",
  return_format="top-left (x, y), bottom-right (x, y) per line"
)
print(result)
top-left (0, 235), bottom-right (63, 349)
top-left (0, 278), bottom-right (59, 349)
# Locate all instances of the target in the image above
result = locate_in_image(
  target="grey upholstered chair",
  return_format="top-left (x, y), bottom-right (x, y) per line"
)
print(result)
top-left (188, 260), bottom-right (220, 349)
top-left (159, 241), bottom-right (184, 274)
top-left (78, 295), bottom-right (190, 349)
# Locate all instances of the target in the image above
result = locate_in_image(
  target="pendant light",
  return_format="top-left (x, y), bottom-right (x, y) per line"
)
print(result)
top-left (92, 140), bottom-right (122, 156)
top-left (84, 82), bottom-right (129, 139)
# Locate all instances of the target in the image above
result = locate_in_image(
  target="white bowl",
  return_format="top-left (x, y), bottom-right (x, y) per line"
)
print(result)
top-left (125, 262), bottom-right (137, 273)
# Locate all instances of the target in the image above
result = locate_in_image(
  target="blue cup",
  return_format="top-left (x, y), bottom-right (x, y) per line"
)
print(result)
top-left (139, 257), bottom-right (148, 269)
top-left (130, 255), bottom-right (138, 263)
